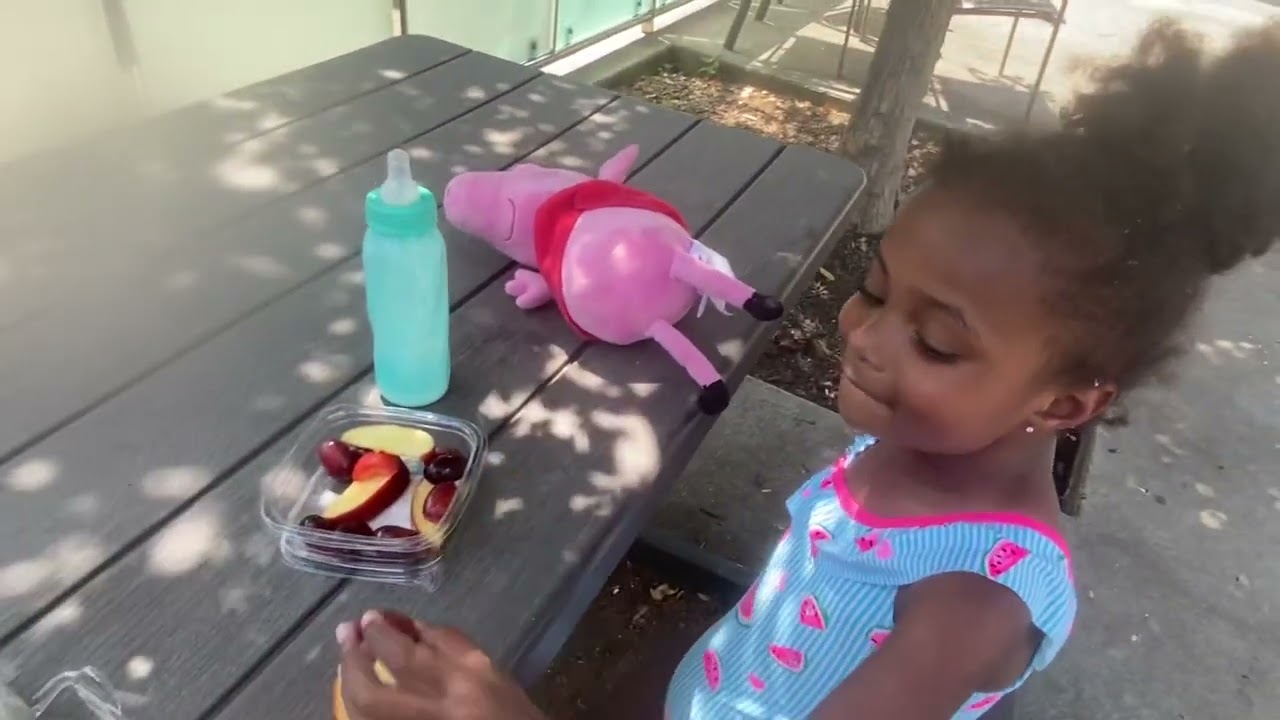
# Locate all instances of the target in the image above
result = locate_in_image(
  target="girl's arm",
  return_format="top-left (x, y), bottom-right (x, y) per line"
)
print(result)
top-left (812, 573), bottom-right (1035, 720)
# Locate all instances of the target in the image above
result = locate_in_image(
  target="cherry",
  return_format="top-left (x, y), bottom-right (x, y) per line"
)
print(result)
top-left (423, 447), bottom-right (468, 485)
top-left (334, 521), bottom-right (375, 536)
top-left (424, 481), bottom-right (458, 523)
top-left (374, 525), bottom-right (419, 539)
top-left (299, 514), bottom-right (334, 531)
top-left (318, 439), bottom-right (364, 483)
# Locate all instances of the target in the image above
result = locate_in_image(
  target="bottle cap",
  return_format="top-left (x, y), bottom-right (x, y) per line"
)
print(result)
top-left (366, 149), bottom-right (437, 237)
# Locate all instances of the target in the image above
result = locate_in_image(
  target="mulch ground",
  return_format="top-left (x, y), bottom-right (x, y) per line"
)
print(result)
top-left (531, 70), bottom-right (943, 717)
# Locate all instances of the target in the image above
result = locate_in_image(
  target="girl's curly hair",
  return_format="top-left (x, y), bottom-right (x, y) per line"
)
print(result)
top-left (928, 19), bottom-right (1280, 391)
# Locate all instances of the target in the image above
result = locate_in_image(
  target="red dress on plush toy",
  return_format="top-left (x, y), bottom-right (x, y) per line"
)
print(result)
top-left (442, 145), bottom-right (783, 414)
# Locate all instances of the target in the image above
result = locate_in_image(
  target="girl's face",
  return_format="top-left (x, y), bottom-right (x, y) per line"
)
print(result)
top-left (837, 188), bottom-right (1094, 455)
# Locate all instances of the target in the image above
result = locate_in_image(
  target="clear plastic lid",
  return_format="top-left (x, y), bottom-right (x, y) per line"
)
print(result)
top-left (260, 404), bottom-right (484, 587)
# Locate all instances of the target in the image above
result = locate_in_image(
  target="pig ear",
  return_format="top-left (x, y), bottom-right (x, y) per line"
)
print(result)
top-left (598, 145), bottom-right (640, 182)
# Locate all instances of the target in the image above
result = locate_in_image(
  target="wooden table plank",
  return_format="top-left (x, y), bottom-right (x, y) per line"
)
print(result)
top-left (210, 122), bottom-right (788, 720)
top-left (0, 73), bottom-right (617, 470)
top-left (0, 280), bottom-right (577, 720)
top-left (0, 98), bottom-right (700, 719)
top-left (0, 44), bottom-right (516, 332)
top-left (0, 75), bottom-right (619, 638)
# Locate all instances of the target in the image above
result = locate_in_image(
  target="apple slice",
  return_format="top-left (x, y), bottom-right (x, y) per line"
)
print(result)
top-left (410, 480), bottom-right (457, 545)
top-left (340, 424), bottom-right (435, 458)
top-left (322, 452), bottom-right (409, 524)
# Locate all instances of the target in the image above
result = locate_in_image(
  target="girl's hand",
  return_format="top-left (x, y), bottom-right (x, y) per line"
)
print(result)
top-left (337, 610), bottom-right (548, 720)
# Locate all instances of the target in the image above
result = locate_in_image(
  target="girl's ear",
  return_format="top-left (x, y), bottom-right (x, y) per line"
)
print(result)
top-left (1031, 383), bottom-right (1117, 432)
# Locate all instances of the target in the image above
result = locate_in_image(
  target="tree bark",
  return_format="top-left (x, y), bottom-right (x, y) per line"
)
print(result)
top-left (842, 0), bottom-right (954, 233)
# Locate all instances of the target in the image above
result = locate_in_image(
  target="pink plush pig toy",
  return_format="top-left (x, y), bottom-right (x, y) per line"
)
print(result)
top-left (442, 145), bottom-right (784, 415)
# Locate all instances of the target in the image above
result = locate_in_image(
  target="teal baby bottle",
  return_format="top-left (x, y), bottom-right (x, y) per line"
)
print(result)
top-left (362, 149), bottom-right (450, 407)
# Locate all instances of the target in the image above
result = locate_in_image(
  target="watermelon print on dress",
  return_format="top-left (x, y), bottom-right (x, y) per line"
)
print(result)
top-left (799, 595), bottom-right (827, 631)
top-left (855, 530), bottom-right (894, 560)
top-left (969, 695), bottom-right (1003, 710)
top-left (769, 644), bottom-right (805, 672)
top-left (747, 673), bottom-right (766, 692)
top-left (737, 582), bottom-right (758, 625)
top-left (703, 650), bottom-right (722, 691)
top-left (808, 525), bottom-right (832, 559)
top-left (986, 539), bottom-right (1031, 579)
top-left (868, 628), bottom-right (891, 649)
top-left (819, 454), bottom-right (848, 489)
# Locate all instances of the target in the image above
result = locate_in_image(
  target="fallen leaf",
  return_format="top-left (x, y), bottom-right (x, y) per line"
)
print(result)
top-left (649, 583), bottom-right (679, 601)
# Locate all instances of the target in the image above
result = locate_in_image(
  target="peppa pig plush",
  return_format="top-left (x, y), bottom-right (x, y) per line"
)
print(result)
top-left (442, 145), bottom-right (784, 415)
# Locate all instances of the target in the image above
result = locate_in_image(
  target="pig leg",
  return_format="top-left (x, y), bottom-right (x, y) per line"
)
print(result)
top-left (669, 251), bottom-right (784, 321)
top-left (504, 268), bottom-right (552, 310)
top-left (647, 320), bottom-right (731, 415)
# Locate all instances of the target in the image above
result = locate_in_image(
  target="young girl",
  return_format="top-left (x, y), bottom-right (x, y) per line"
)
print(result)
top-left (334, 19), bottom-right (1280, 720)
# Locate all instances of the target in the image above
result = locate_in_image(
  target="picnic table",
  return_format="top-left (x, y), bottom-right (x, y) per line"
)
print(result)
top-left (0, 34), bottom-right (864, 718)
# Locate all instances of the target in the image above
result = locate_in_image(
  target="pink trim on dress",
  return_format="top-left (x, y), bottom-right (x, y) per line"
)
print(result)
top-left (829, 461), bottom-right (1074, 566)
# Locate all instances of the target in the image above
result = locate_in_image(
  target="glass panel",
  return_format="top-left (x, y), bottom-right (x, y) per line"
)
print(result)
top-left (123, 0), bottom-right (393, 112)
top-left (555, 0), bottom-right (647, 50)
top-left (404, 0), bottom-right (555, 63)
top-left (0, 1), bottom-right (136, 163)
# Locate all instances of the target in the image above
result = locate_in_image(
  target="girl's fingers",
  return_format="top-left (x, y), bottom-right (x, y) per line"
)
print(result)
top-left (338, 630), bottom-right (403, 718)
top-left (417, 624), bottom-right (495, 675)
top-left (360, 611), bottom-right (425, 675)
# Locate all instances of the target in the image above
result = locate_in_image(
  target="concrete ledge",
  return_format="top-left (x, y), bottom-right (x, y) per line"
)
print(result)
top-left (645, 376), bottom-right (851, 571)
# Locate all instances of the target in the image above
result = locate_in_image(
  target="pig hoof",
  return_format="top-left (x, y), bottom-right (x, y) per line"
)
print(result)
top-left (744, 293), bottom-right (783, 321)
top-left (697, 381), bottom-right (731, 415)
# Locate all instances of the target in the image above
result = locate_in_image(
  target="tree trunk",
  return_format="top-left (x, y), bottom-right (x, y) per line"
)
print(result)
top-left (842, 0), bottom-right (954, 233)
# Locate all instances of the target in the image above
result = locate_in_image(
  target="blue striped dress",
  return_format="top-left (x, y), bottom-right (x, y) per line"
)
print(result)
top-left (665, 437), bottom-right (1077, 719)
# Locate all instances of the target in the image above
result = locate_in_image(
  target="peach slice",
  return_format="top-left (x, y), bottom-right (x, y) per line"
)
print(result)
top-left (322, 452), bottom-right (409, 524)
top-left (340, 424), bottom-right (435, 458)
top-left (333, 663), bottom-right (395, 720)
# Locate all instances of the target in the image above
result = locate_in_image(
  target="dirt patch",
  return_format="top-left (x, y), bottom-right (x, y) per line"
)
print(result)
top-left (622, 69), bottom-right (943, 409)
top-left (532, 557), bottom-right (730, 719)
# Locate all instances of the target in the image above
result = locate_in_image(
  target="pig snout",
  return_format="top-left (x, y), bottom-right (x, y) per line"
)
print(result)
top-left (443, 174), bottom-right (511, 242)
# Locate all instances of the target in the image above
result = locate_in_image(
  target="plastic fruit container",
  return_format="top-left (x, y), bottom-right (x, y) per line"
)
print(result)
top-left (261, 404), bottom-right (484, 587)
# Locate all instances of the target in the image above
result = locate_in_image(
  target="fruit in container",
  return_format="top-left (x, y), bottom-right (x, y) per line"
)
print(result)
top-left (322, 452), bottom-right (410, 525)
top-left (340, 424), bottom-right (435, 458)
top-left (351, 451), bottom-right (408, 484)
top-left (411, 480), bottom-right (457, 544)
top-left (317, 439), bottom-right (364, 483)
top-left (334, 521), bottom-right (375, 536)
top-left (424, 482), bottom-right (457, 523)
top-left (422, 447), bottom-right (468, 484)
top-left (374, 525), bottom-right (418, 539)
top-left (299, 514), bottom-right (334, 531)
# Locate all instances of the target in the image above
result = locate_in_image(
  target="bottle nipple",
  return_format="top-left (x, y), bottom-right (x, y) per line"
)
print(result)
top-left (380, 149), bottom-right (419, 206)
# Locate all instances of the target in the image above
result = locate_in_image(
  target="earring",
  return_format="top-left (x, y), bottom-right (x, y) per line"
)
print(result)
top-left (1025, 425), bottom-right (1035, 433)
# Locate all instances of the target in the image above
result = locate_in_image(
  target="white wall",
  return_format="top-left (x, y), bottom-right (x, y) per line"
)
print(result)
top-left (0, 0), bottom-right (392, 164)
top-left (0, 1), bottom-right (137, 163)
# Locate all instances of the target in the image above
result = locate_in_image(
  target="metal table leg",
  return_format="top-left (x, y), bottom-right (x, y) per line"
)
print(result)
top-left (998, 16), bottom-right (1020, 77)
top-left (1022, 0), bottom-right (1068, 124)
top-left (755, 0), bottom-right (773, 22)
top-left (725, 0), bottom-right (755, 51)
top-left (836, 0), bottom-right (861, 78)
